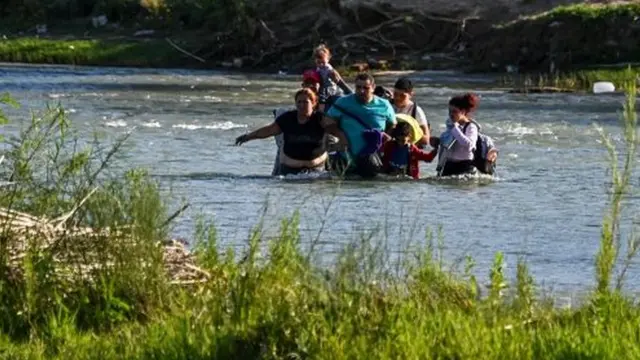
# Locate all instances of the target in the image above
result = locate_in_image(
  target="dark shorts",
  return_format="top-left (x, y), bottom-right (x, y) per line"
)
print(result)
top-left (278, 163), bottom-right (325, 176)
top-left (439, 160), bottom-right (477, 177)
top-left (325, 152), bottom-right (383, 178)
top-left (325, 152), bottom-right (353, 175)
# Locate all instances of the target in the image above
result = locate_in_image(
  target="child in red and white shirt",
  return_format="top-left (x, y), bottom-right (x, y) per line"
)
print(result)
top-left (382, 122), bottom-right (437, 179)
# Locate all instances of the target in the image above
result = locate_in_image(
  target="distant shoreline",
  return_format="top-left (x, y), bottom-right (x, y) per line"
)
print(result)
top-left (1, 2), bottom-right (640, 91)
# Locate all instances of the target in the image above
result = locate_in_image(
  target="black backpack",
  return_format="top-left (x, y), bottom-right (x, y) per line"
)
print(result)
top-left (411, 101), bottom-right (433, 133)
top-left (462, 121), bottom-right (497, 175)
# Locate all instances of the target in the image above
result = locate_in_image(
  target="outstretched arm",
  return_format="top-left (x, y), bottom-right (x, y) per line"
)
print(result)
top-left (382, 122), bottom-right (394, 142)
top-left (331, 70), bottom-right (353, 94)
top-left (412, 147), bottom-right (438, 162)
top-left (235, 122), bottom-right (281, 145)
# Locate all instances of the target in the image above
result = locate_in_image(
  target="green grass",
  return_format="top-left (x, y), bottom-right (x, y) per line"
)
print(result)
top-left (0, 37), bottom-right (202, 68)
top-left (500, 66), bottom-right (640, 92)
top-left (0, 79), bottom-right (639, 358)
top-left (499, 2), bottom-right (640, 27)
top-left (529, 2), bottom-right (640, 21)
top-left (0, 0), bottom-right (257, 70)
top-left (478, 2), bottom-right (640, 76)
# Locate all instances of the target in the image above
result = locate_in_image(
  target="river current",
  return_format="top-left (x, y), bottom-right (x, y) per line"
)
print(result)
top-left (1, 64), bottom-right (638, 298)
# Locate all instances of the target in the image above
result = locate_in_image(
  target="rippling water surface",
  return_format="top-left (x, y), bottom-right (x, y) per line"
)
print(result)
top-left (1, 63), bottom-right (639, 296)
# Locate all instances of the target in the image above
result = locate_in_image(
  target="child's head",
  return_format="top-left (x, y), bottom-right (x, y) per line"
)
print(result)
top-left (301, 69), bottom-right (321, 92)
top-left (313, 44), bottom-right (331, 67)
top-left (392, 122), bottom-right (412, 145)
top-left (393, 77), bottom-right (414, 107)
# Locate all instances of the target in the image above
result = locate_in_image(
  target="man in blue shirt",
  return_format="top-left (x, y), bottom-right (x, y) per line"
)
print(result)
top-left (322, 73), bottom-right (396, 172)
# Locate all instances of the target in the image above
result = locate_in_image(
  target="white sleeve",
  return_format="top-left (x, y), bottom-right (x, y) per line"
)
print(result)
top-left (415, 105), bottom-right (428, 127)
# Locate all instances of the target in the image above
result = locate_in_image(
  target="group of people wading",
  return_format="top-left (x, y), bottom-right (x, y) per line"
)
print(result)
top-left (235, 44), bottom-right (499, 179)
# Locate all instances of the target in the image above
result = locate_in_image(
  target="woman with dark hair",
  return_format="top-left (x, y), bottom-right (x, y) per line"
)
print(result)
top-left (438, 93), bottom-right (482, 177)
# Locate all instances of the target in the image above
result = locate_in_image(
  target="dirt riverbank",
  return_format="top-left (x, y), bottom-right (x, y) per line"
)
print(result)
top-left (0, 1), bottom-right (638, 79)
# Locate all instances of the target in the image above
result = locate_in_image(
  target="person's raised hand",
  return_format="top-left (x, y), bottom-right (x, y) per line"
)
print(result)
top-left (235, 134), bottom-right (250, 146)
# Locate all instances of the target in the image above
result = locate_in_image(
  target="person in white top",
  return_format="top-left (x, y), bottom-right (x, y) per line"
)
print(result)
top-left (392, 77), bottom-right (430, 148)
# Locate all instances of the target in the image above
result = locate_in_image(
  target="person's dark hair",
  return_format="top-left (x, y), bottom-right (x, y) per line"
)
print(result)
top-left (374, 85), bottom-right (393, 101)
top-left (392, 121), bottom-right (412, 139)
top-left (355, 72), bottom-right (375, 84)
top-left (449, 93), bottom-right (479, 112)
top-left (394, 77), bottom-right (413, 92)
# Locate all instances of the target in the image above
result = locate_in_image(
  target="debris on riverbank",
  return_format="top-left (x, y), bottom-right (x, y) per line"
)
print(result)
top-left (507, 86), bottom-right (576, 94)
top-left (0, 205), bottom-right (209, 286)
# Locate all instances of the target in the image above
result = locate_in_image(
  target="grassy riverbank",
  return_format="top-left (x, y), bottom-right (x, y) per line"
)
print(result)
top-left (500, 66), bottom-right (640, 92)
top-left (1, 35), bottom-right (636, 92)
top-left (0, 37), bottom-right (207, 69)
top-left (1, 2), bottom-right (640, 82)
top-left (0, 82), bottom-right (639, 359)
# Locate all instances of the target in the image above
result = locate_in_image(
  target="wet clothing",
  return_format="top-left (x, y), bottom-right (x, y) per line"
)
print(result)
top-left (437, 120), bottom-right (480, 176)
top-left (382, 141), bottom-right (437, 179)
top-left (389, 144), bottom-right (410, 170)
top-left (272, 108), bottom-right (289, 176)
top-left (439, 159), bottom-right (477, 177)
top-left (279, 163), bottom-right (325, 176)
top-left (447, 121), bottom-right (478, 161)
top-left (275, 110), bottom-right (326, 161)
top-left (325, 94), bottom-right (396, 157)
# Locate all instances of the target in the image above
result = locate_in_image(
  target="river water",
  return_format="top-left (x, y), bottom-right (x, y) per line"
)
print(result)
top-left (1, 64), bottom-right (639, 297)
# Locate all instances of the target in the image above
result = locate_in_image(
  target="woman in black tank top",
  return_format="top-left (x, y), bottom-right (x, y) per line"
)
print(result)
top-left (235, 88), bottom-right (345, 175)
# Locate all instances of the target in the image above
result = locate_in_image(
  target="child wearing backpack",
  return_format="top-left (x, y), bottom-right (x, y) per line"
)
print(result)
top-left (382, 122), bottom-right (438, 179)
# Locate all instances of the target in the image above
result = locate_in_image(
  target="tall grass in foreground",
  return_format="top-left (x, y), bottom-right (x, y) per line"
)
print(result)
top-left (595, 77), bottom-right (639, 293)
top-left (0, 82), bottom-right (638, 359)
top-left (0, 96), bottom-right (172, 341)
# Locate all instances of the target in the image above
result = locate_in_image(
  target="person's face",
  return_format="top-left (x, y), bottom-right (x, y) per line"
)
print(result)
top-left (393, 89), bottom-right (412, 106)
top-left (395, 134), bottom-right (410, 145)
top-left (315, 51), bottom-right (329, 67)
top-left (355, 79), bottom-right (374, 103)
top-left (449, 105), bottom-right (465, 122)
top-left (296, 93), bottom-right (315, 116)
